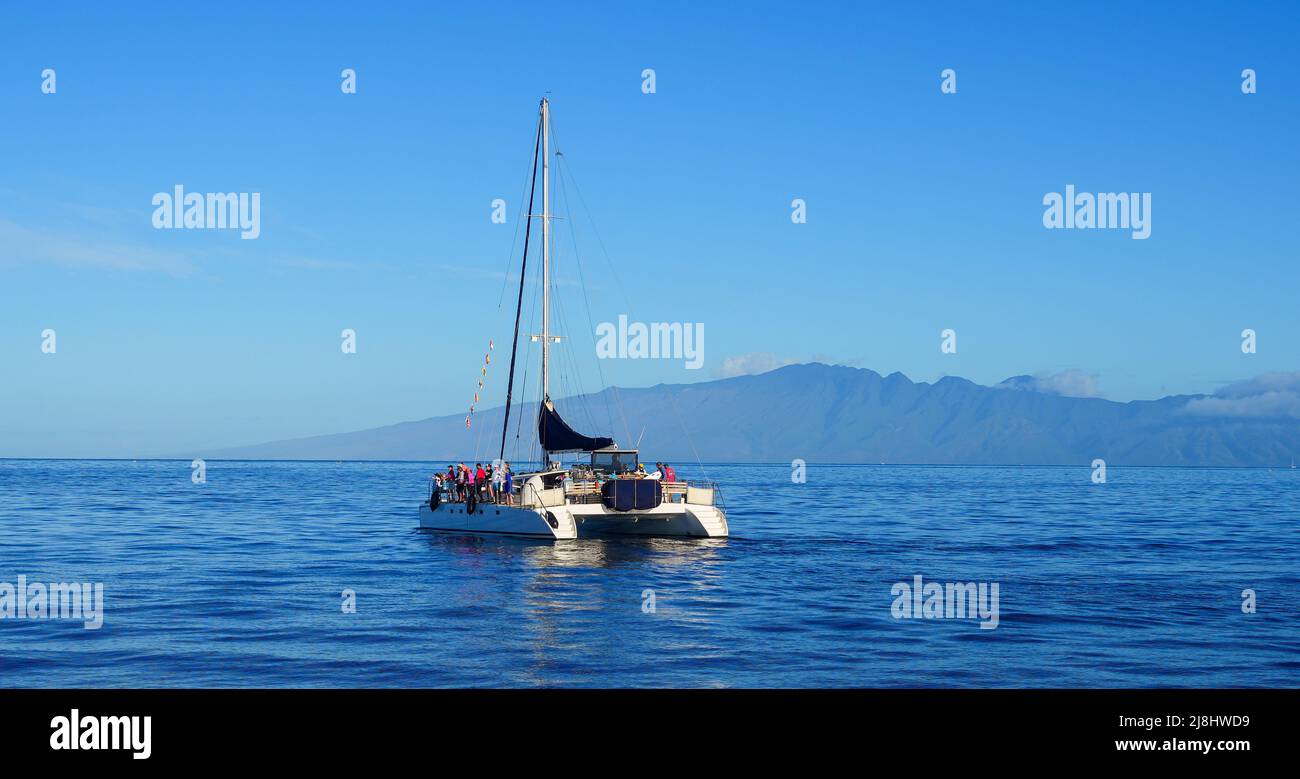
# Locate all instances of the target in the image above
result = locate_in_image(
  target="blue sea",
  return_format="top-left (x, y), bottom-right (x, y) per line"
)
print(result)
top-left (0, 460), bottom-right (1296, 688)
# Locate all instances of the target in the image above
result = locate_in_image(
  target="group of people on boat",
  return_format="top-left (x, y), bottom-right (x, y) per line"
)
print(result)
top-left (572, 461), bottom-right (678, 483)
top-left (434, 462), bottom-right (514, 506)
top-left (431, 459), bottom-right (682, 509)
top-left (626, 462), bottom-right (677, 481)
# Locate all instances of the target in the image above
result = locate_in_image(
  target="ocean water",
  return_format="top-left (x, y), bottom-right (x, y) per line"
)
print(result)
top-left (0, 459), bottom-right (1296, 688)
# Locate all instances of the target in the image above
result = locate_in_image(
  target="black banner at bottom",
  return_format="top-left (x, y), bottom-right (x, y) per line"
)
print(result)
top-left (2, 688), bottom-right (1290, 766)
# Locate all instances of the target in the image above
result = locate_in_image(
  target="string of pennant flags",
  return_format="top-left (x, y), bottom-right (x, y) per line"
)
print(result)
top-left (465, 340), bottom-right (494, 429)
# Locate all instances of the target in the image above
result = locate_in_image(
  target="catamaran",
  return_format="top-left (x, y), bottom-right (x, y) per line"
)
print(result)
top-left (418, 98), bottom-right (729, 540)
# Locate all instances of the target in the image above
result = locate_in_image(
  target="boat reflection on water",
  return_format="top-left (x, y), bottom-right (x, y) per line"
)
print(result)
top-left (420, 529), bottom-right (728, 571)
top-left (418, 531), bottom-right (732, 682)
top-left (527, 536), bottom-right (727, 570)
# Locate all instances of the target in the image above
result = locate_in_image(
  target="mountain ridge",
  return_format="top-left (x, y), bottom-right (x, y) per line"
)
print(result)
top-left (192, 363), bottom-right (1300, 466)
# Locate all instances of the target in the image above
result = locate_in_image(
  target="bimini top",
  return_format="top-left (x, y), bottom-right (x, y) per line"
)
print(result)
top-left (538, 399), bottom-right (614, 453)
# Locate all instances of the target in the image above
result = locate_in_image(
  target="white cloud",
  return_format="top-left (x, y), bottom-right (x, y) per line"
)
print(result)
top-left (1182, 372), bottom-right (1300, 419)
top-left (999, 369), bottom-right (1102, 398)
top-left (713, 352), bottom-right (795, 378)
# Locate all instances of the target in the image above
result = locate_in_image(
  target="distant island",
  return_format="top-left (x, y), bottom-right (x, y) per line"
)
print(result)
top-left (195, 363), bottom-right (1300, 467)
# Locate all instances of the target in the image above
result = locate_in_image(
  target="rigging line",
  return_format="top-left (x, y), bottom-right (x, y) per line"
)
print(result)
top-left (496, 116), bottom-right (542, 310)
top-left (514, 216), bottom-right (543, 461)
top-left (664, 384), bottom-right (712, 483)
top-left (547, 115), bottom-right (633, 310)
top-left (546, 138), bottom-right (631, 449)
top-left (540, 289), bottom-right (587, 467)
top-left (499, 114), bottom-right (543, 463)
top-left (551, 273), bottom-right (598, 437)
top-left (560, 295), bottom-right (601, 436)
top-left (473, 340), bottom-right (496, 463)
top-left (473, 384), bottom-right (487, 463)
top-left (564, 345), bottom-right (600, 437)
top-left (551, 137), bottom-right (633, 447)
top-left (554, 288), bottom-right (599, 437)
top-left (513, 270), bottom-right (541, 462)
top-left (541, 239), bottom-right (587, 431)
top-left (509, 329), bottom-right (533, 460)
top-left (554, 158), bottom-right (612, 437)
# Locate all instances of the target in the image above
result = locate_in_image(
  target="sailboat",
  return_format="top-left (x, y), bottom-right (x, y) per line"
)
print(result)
top-left (418, 98), bottom-right (729, 540)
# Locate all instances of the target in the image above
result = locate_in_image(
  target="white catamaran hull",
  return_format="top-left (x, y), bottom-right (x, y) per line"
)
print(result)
top-left (418, 501), bottom-right (728, 540)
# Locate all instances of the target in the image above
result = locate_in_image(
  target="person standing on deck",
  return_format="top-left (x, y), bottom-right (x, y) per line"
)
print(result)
top-left (492, 462), bottom-right (504, 503)
top-left (502, 463), bottom-right (514, 506)
top-left (661, 463), bottom-right (678, 501)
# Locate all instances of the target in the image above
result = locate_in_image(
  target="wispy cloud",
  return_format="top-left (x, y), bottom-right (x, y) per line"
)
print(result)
top-left (713, 352), bottom-right (796, 378)
top-left (272, 255), bottom-right (368, 272)
top-left (0, 219), bottom-right (197, 277)
top-left (1182, 372), bottom-right (1300, 419)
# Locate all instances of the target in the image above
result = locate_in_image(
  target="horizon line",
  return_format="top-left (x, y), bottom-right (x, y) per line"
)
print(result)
top-left (2, 457), bottom-right (1296, 470)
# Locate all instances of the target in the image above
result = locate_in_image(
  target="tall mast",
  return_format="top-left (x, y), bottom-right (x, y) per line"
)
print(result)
top-left (541, 97), bottom-right (551, 402)
top-left (499, 112), bottom-right (542, 463)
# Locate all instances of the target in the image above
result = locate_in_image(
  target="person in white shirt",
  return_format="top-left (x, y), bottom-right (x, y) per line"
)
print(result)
top-left (647, 462), bottom-right (663, 480)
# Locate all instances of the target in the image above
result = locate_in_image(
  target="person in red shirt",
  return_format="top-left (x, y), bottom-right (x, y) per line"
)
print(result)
top-left (660, 463), bottom-right (678, 501)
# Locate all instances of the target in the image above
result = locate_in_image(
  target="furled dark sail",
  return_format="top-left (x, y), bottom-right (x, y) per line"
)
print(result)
top-left (538, 400), bottom-right (614, 453)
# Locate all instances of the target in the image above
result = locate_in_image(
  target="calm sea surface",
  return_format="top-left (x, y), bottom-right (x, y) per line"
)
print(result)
top-left (0, 460), bottom-right (1296, 688)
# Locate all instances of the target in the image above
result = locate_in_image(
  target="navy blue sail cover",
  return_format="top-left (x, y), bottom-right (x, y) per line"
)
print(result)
top-left (601, 479), bottom-right (663, 512)
top-left (538, 401), bottom-right (614, 453)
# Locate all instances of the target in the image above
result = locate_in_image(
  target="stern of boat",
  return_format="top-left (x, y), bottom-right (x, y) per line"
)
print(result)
top-left (561, 479), bottom-right (729, 538)
top-left (684, 503), bottom-right (728, 537)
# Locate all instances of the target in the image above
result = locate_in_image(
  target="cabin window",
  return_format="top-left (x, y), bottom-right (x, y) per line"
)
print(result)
top-left (591, 451), bottom-right (637, 474)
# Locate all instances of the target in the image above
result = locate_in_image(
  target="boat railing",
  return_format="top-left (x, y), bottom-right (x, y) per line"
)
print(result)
top-left (429, 476), bottom-right (526, 508)
top-left (696, 481), bottom-right (725, 510)
top-left (519, 480), bottom-right (541, 508)
top-left (677, 480), bottom-right (724, 510)
top-left (564, 480), bottom-right (603, 505)
top-left (519, 480), bottom-right (565, 509)
top-left (561, 478), bottom-right (724, 508)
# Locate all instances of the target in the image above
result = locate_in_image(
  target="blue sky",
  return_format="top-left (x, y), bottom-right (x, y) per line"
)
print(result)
top-left (1, 1), bottom-right (1297, 457)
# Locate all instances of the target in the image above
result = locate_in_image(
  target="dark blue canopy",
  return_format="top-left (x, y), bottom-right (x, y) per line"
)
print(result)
top-left (538, 401), bottom-right (614, 454)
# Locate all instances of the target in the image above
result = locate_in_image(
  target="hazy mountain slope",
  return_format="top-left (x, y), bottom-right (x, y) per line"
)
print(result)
top-left (197, 364), bottom-right (1300, 466)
